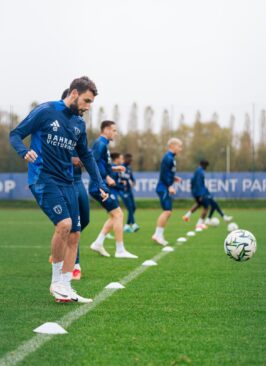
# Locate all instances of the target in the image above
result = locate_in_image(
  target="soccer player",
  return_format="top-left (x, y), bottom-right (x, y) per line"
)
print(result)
top-left (152, 138), bottom-right (183, 245)
top-left (89, 121), bottom-right (138, 258)
top-left (183, 160), bottom-right (232, 228)
top-left (10, 76), bottom-right (109, 303)
top-left (119, 153), bottom-right (139, 233)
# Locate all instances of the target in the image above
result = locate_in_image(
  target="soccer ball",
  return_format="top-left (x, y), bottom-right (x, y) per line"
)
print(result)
top-left (224, 229), bottom-right (257, 261)
top-left (210, 217), bottom-right (220, 227)
top-left (227, 222), bottom-right (239, 232)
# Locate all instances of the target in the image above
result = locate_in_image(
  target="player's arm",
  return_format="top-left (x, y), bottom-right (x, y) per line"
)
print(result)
top-left (112, 165), bottom-right (126, 172)
top-left (72, 149), bottom-right (83, 167)
top-left (160, 156), bottom-right (174, 187)
top-left (92, 141), bottom-right (110, 179)
top-left (76, 134), bottom-right (109, 198)
top-left (9, 107), bottom-right (43, 161)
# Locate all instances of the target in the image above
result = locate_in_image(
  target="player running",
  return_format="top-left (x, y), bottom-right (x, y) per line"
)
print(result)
top-left (119, 153), bottom-right (139, 233)
top-left (10, 76), bottom-right (108, 303)
top-left (182, 160), bottom-right (232, 228)
top-left (89, 121), bottom-right (138, 258)
top-left (152, 138), bottom-right (183, 245)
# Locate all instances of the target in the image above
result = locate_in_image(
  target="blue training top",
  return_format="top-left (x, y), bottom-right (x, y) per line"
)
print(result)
top-left (89, 135), bottom-right (112, 192)
top-left (191, 166), bottom-right (208, 197)
top-left (120, 163), bottom-right (135, 192)
top-left (156, 151), bottom-right (176, 192)
top-left (9, 100), bottom-right (105, 190)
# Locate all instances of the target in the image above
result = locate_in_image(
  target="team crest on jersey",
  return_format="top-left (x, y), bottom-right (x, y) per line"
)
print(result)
top-left (50, 120), bottom-right (60, 132)
top-left (74, 127), bottom-right (80, 136)
top-left (53, 205), bottom-right (62, 214)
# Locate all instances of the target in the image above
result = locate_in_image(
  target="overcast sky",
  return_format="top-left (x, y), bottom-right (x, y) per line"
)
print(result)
top-left (1, 0), bottom-right (266, 137)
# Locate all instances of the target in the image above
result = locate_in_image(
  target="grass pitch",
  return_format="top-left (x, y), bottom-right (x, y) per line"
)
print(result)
top-left (0, 208), bottom-right (265, 366)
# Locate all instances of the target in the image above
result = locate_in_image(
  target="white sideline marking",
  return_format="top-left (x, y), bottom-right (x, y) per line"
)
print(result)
top-left (0, 245), bottom-right (178, 366)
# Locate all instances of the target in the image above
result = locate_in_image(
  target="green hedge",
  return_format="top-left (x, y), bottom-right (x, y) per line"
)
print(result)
top-left (0, 199), bottom-right (265, 209)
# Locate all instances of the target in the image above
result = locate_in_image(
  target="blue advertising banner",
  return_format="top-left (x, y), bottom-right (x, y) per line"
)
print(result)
top-left (0, 172), bottom-right (266, 200)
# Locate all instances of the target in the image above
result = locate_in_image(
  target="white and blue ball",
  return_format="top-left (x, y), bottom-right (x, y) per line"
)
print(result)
top-left (224, 229), bottom-right (257, 262)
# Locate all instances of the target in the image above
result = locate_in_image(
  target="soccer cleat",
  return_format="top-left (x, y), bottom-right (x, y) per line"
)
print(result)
top-left (196, 224), bottom-right (208, 230)
top-left (90, 242), bottom-right (111, 257)
top-left (132, 223), bottom-right (140, 232)
top-left (124, 224), bottom-right (134, 233)
top-left (223, 215), bottom-right (233, 222)
top-left (72, 269), bottom-right (81, 280)
top-left (106, 233), bottom-right (115, 240)
top-left (115, 250), bottom-right (138, 259)
top-left (182, 215), bottom-right (190, 222)
top-left (152, 235), bottom-right (168, 246)
top-left (50, 282), bottom-right (72, 303)
top-left (68, 287), bottom-right (93, 304)
top-left (204, 218), bottom-right (211, 225)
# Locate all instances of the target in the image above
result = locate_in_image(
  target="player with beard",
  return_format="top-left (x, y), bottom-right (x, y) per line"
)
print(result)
top-left (10, 76), bottom-right (109, 303)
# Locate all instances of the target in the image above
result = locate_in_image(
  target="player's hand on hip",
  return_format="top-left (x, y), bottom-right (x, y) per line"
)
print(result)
top-left (24, 150), bottom-right (38, 163)
top-left (106, 176), bottom-right (116, 186)
top-left (168, 186), bottom-right (176, 195)
top-left (174, 176), bottom-right (182, 183)
top-left (112, 165), bottom-right (126, 173)
top-left (72, 157), bottom-right (83, 167)
top-left (100, 188), bottom-right (109, 202)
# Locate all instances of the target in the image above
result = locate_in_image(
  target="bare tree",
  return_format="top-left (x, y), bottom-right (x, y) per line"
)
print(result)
top-left (128, 102), bottom-right (138, 132)
top-left (97, 106), bottom-right (106, 126)
top-left (112, 104), bottom-right (120, 128)
top-left (260, 110), bottom-right (266, 145)
top-left (143, 106), bottom-right (154, 131)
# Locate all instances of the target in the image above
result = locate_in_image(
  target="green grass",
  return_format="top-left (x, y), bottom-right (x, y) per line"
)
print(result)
top-left (0, 208), bottom-right (265, 366)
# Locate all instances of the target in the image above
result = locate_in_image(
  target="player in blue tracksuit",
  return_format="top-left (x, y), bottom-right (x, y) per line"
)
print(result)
top-left (152, 138), bottom-right (183, 246)
top-left (183, 160), bottom-right (233, 227)
top-left (89, 121), bottom-right (138, 259)
top-left (119, 153), bottom-right (139, 233)
top-left (9, 76), bottom-right (108, 303)
top-left (182, 160), bottom-right (210, 229)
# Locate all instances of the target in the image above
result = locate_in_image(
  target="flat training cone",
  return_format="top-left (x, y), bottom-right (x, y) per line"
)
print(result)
top-left (162, 246), bottom-right (174, 252)
top-left (195, 227), bottom-right (203, 232)
top-left (142, 260), bottom-right (157, 266)
top-left (105, 282), bottom-right (125, 289)
top-left (187, 231), bottom-right (196, 237)
top-left (177, 237), bottom-right (187, 243)
top-left (33, 322), bottom-right (67, 335)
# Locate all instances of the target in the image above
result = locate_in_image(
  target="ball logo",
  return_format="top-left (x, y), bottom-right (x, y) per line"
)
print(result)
top-left (53, 205), bottom-right (62, 214)
top-left (74, 127), bottom-right (80, 136)
top-left (110, 194), bottom-right (116, 200)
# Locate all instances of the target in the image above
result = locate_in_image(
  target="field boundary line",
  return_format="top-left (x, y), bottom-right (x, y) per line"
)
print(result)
top-left (0, 242), bottom-right (185, 366)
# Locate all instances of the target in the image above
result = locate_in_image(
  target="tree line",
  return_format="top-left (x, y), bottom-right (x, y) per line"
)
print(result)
top-left (0, 104), bottom-right (266, 172)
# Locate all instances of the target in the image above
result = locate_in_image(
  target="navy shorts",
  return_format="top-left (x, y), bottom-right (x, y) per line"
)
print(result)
top-left (157, 190), bottom-right (173, 211)
top-left (194, 195), bottom-right (209, 209)
top-left (89, 189), bottom-right (119, 212)
top-left (30, 182), bottom-right (81, 232)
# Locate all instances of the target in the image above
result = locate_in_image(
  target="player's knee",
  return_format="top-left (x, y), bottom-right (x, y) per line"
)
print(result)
top-left (57, 218), bottom-right (72, 236)
top-left (165, 210), bottom-right (172, 218)
top-left (111, 207), bottom-right (123, 220)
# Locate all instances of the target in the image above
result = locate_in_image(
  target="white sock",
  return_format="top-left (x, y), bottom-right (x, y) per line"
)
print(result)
top-left (52, 261), bottom-right (63, 284)
top-left (197, 218), bottom-right (204, 226)
top-left (155, 227), bottom-right (164, 237)
top-left (184, 211), bottom-right (192, 218)
top-left (74, 263), bottom-right (81, 270)
top-left (95, 232), bottom-right (106, 245)
top-left (116, 241), bottom-right (125, 253)
top-left (61, 272), bottom-right (72, 287)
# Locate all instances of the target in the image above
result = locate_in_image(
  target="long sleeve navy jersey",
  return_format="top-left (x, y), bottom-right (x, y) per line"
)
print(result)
top-left (9, 100), bottom-right (105, 190)
top-left (156, 151), bottom-right (176, 192)
top-left (120, 163), bottom-right (135, 192)
top-left (191, 166), bottom-right (208, 197)
top-left (89, 136), bottom-right (112, 192)
top-left (110, 164), bottom-right (125, 191)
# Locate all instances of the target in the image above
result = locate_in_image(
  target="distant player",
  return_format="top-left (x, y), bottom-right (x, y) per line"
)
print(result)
top-left (10, 76), bottom-right (109, 303)
top-left (204, 194), bottom-right (233, 225)
top-left (152, 138), bottom-right (183, 245)
top-left (89, 121), bottom-right (138, 258)
top-left (120, 153), bottom-right (139, 233)
top-left (182, 160), bottom-right (232, 228)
